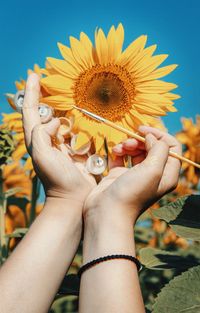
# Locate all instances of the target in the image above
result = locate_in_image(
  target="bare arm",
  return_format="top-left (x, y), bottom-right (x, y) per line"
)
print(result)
top-left (80, 212), bottom-right (145, 313)
top-left (0, 73), bottom-right (96, 313)
top-left (0, 199), bottom-right (82, 313)
top-left (79, 126), bottom-right (182, 313)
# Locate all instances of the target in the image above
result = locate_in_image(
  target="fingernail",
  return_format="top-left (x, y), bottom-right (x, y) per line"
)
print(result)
top-left (138, 125), bottom-right (148, 132)
top-left (112, 144), bottom-right (123, 151)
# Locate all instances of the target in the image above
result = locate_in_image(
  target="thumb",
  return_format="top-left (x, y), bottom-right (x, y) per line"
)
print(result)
top-left (142, 133), bottom-right (169, 180)
top-left (145, 133), bottom-right (157, 152)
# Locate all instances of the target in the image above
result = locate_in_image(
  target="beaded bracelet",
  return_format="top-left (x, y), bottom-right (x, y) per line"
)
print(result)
top-left (78, 254), bottom-right (143, 278)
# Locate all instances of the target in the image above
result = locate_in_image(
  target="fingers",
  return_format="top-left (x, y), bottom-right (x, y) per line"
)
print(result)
top-left (139, 125), bottom-right (182, 155)
top-left (139, 125), bottom-right (182, 191)
top-left (111, 138), bottom-right (146, 169)
top-left (22, 73), bottom-right (41, 151)
top-left (112, 138), bottom-right (145, 156)
top-left (142, 133), bottom-right (169, 184)
top-left (31, 118), bottom-right (61, 159)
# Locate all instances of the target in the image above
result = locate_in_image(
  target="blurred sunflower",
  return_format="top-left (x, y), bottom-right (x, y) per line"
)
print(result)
top-left (3, 161), bottom-right (32, 198)
top-left (40, 23), bottom-right (180, 154)
top-left (6, 203), bottom-right (43, 249)
top-left (163, 228), bottom-right (188, 249)
top-left (176, 116), bottom-right (200, 185)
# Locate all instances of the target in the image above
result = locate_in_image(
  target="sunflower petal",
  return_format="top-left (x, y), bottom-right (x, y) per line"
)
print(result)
top-left (40, 95), bottom-right (74, 110)
top-left (135, 80), bottom-right (178, 93)
top-left (134, 64), bottom-right (178, 82)
top-left (165, 93), bottom-right (181, 100)
top-left (134, 101), bottom-right (167, 116)
top-left (128, 45), bottom-right (157, 72)
top-left (47, 57), bottom-right (79, 79)
top-left (135, 54), bottom-right (168, 76)
top-left (118, 35), bottom-right (147, 66)
top-left (70, 36), bottom-right (90, 70)
top-left (74, 132), bottom-right (91, 150)
top-left (176, 133), bottom-right (190, 144)
top-left (94, 131), bottom-right (105, 152)
top-left (135, 93), bottom-right (173, 106)
top-left (12, 144), bottom-right (27, 160)
top-left (57, 42), bottom-right (82, 70)
top-left (40, 74), bottom-right (73, 95)
top-left (80, 32), bottom-right (95, 67)
top-left (107, 26), bottom-right (118, 62)
top-left (181, 118), bottom-right (193, 131)
top-left (95, 28), bottom-right (108, 65)
top-left (115, 23), bottom-right (124, 55)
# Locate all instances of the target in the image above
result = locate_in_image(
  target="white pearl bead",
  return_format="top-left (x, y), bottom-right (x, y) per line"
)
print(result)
top-left (86, 154), bottom-right (107, 175)
top-left (14, 90), bottom-right (25, 113)
top-left (38, 104), bottom-right (53, 123)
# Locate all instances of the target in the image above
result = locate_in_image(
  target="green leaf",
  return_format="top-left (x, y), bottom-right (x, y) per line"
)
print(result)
top-left (7, 196), bottom-right (29, 214)
top-left (134, 226), bottom-right (154, 244)
top-left (50, 295), bottom-right (78, 313)
top-left (5, 187), bottom-right (22, 198)
top-left (139, 247), bottom-right (200, 270)
top-left (152, 265), bottom-right (200, 313)
top-left (57, 274), bottom-right (80, 296)
top-left (6, 228), bottom-right (28, 238)
top-left (152, 195), bottom-right (200, 240)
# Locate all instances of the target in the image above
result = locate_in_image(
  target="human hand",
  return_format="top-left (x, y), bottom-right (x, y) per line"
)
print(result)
top-left (22, 73), bottom-right (96, 204)
top-left (84, 126), bottom-right (182, 223)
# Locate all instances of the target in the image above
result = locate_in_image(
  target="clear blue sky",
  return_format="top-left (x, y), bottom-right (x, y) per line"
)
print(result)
top-left (0, 0), bottom-right (199, 134)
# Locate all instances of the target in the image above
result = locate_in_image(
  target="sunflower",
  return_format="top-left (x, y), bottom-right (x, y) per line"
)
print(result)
top-left (3, 161), bottom-right (32, 198)
top-left (40, 23), bottom-right (180, 155)
top-left (176, 116), bottom-right (200, 185)
top-left (6, 203), bottom-right (43, 249)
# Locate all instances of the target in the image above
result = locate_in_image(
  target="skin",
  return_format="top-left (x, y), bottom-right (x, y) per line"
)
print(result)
top-left (0, 73), bottom-right (182, 313)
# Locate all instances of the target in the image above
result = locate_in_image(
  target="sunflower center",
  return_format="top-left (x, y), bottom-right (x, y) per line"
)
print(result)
top-left (74, 64), bottom-right (134, 121)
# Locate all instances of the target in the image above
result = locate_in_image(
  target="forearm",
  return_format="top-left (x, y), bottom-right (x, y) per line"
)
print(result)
top-left (79, 207), bottom-right (145, 313)
top-left (0, 198), bottom-right (82, 313)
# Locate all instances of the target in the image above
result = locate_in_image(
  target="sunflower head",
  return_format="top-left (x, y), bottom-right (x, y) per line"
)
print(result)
top-left (40, 23), bottom-right (180, 156)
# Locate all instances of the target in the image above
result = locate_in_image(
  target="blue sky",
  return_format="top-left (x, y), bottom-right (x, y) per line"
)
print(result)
top-left (0, 0), bottom-right (199, 134)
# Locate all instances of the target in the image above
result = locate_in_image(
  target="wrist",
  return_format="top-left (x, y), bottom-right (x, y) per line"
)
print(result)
top-left (45, 184), bottom-right (92, 210)
top-left (45, 193), bottom-right (85, 211)
top-left (84, 197), bottom-right (138, 229)
top-left (43, 197), bottom-right (83, 234)
top-left (83, 204), bottom-right (136, 264)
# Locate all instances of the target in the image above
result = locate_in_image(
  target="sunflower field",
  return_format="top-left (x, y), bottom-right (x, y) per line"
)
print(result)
top-left (1, 24), bottom-right (200, 313)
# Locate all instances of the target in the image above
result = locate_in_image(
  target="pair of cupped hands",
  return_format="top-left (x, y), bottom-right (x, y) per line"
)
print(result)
top-left (23, 73), bottom-right (182, 224)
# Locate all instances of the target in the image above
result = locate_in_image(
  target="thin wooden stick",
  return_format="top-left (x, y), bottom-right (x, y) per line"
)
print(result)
top-left (73, 106), bottom-right (200, 169)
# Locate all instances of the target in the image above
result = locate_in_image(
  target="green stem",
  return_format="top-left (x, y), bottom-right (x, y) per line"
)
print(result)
top-left (0, 167), bottom-right (6, 264)
top-left (28, 176), bottom-right (40, 226)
